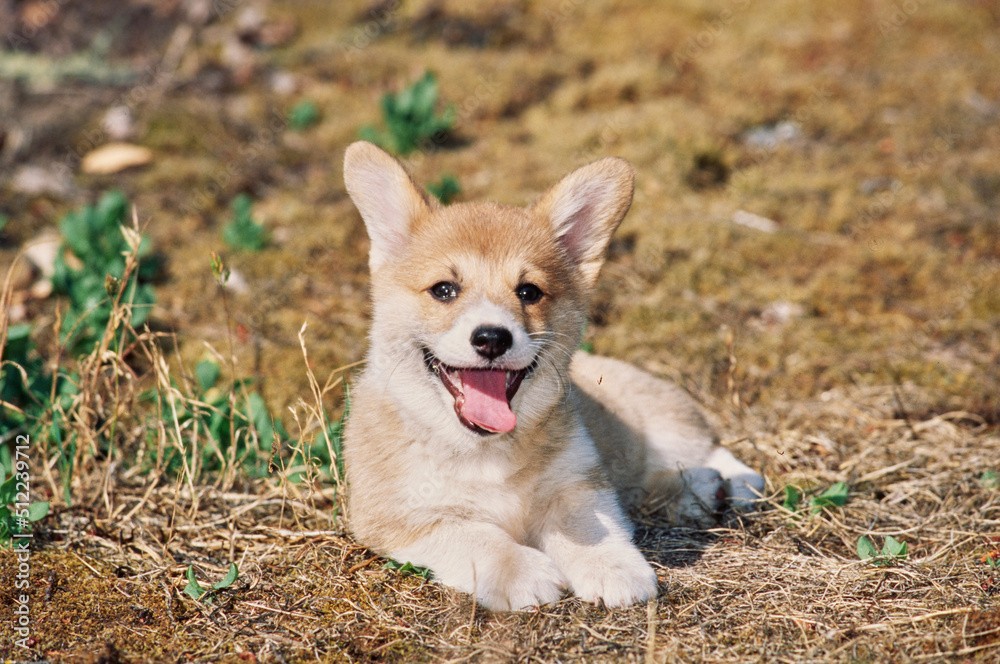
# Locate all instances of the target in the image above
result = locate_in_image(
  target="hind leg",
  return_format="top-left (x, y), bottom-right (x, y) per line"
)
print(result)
top-left (571, 353), bottom-right (764, 522)
top-left (704, 446), bottom-right (765, 513)
top-left (640, 437), bottom-right (765, 524)
top-left (640, 466), bottom-right (726, 526)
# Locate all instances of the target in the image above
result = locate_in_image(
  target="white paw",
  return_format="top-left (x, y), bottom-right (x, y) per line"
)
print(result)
top-left (675, 466), bottom-right (726, 525)
top-left (706, 446), bottom-right (765, 513)
top-left (475, 545), bottom-right (567, 611)
top-left (725, 471), bottom-right (765, 513)
top-left (564, 542), bottom-right (658, 608)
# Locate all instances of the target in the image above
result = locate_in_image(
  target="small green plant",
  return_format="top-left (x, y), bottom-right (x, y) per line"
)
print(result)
top-left (51, 190), bottom-right (158, 354)
top-left (808, 481), bottom-right (849, 514)
top-left (780, 481), bottom-right (850, 515)
top-left (1, 325), bottom-right (54, 432)
top-left (359, 71), bottom-right (456, 156)
top-left (3, 193), bottom-right (155, 506)
top-left (857, 535), bottom-right (908, 566)
top-left (223, 194), bottom-right (269, 252)
top-left (288, 99), bottom-right (320, 131)
top-left (149, 358), bottom-right (285, 479)
top-left (384, 559), bottom-right (432, 580)
top-left (980, 470), bottom-right (999, 489)
top-left (183, 562), bottom-right (239, 602)
top-left (426, 174), bottom-right (461, 205)
top-left (285, 387), bottom-right (349, 485)
top-left (781, 485), bottom-right (802, 512)
top-left (0, 445), bottom-right (50, 546)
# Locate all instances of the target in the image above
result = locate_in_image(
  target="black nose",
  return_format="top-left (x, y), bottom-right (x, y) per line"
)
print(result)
top-left (471, 325), bottom-right (513, 360)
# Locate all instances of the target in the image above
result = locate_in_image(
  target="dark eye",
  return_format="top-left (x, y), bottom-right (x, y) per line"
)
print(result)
top-left (516, 283), bottom-right (544, 304)
top-left (430, 281), bottom-right (459, 302)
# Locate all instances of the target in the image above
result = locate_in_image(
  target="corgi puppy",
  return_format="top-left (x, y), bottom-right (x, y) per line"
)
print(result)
top-left (342, 141), bottom-right (764, 611)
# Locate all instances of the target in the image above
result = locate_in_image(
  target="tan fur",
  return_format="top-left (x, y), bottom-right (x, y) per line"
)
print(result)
top-left (342, 141), bottom-right (764, 611)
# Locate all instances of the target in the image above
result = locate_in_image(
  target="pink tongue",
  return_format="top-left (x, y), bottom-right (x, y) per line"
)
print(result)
top-left (460, 369), bottom-right (516, 433)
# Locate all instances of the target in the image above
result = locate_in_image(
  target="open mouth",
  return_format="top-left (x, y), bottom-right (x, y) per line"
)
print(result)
top-left (422, 349), bottom-right (533, 435)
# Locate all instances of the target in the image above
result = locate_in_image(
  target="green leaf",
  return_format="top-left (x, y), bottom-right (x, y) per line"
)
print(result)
top-left (857, 536), bottom-right (878, 560)
top-left (0, 509), bottom-right (13, 541)
top-left (426, 175), bottom-right (461, 205)
top-left (247, 392), bottom-right (276, 446)
top-left (980, 470), bottom-right (1000, 489)
top-left (358, 125), bottom-right (381, 144)
top-left (883, 535), bottom-right (907, 559)
top-left (27, 501), bottom-right (49, 522)
top-left (96, 190), bottom-right (128, 229)
top-left (818, 481), bottom-right (849, 505)
top-left (208, 412), bottom-right (227, 445)
top-left (232, 193), bottom-right (253, 222)
top-left (183, 565), bottom-right (205, 600)
top-left (223, 195), bottom-right (269, 252)
top-left (183, 563), bottom-right (236, 602)
top-left (858, 535), bottom-right (908, 566)
top-left (59, 209), bottom-right (89, 258)
top-left (288, 99), bottom-right (319, 131)
top-left (411, 72), bottom-right (438, 116)
top-left (809, 481), bottom-right (849, 513)
top-left (360, 70), bottom-right (454, 156)
top-left (782, 485), bottom-right (802, 512)
top-left (0, 476), bottom-right (16, 505)
top-left (212, 562), bottom-right (239, 590)
top-left (384, 559), bottom-right (432, 580)
top-left (4, 324), bottom-right (34, 360)
top-left (195, 360), bottom-right (221, 393)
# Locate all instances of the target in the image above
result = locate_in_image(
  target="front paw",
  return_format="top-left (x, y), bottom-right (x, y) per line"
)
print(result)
top-left (475, 545), bottom-right (567, 611)
top-left (564, 543), bottom-right (658, 608)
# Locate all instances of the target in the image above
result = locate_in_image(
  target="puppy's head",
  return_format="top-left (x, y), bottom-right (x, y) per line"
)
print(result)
top-left (344, 141), bottom-right (633, 440)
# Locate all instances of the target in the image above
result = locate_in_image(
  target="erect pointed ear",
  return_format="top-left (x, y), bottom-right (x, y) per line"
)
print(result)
top-left (343, 141), bottom-right (434, 272)
top-left (532, 157), bottom-right (634, 288)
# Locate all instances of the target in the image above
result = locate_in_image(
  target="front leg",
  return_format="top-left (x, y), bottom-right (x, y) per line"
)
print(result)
top-left (536, 481), bottom-right (658, 607)
top-left (391, 520), bottom-right (567, 611)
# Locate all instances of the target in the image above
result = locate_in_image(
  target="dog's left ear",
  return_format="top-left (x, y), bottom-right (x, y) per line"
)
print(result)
top-left (532, 157), bottom-right (635, 288)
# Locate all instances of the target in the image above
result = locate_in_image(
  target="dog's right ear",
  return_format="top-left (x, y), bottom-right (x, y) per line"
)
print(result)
top-left (344, 141), bottom-right (432, 272)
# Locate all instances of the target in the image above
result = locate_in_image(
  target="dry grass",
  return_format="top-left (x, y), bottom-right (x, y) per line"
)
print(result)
top-left (2, 399), bottom-right (998, 662)
top-left (2, 229), bottom-right (998, 663)
top-left (2, 0), bottom-right (999, 661)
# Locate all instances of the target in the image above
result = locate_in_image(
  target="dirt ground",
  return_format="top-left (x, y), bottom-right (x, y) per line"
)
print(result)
top-left (1, 0), bottom-right (999, 662)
